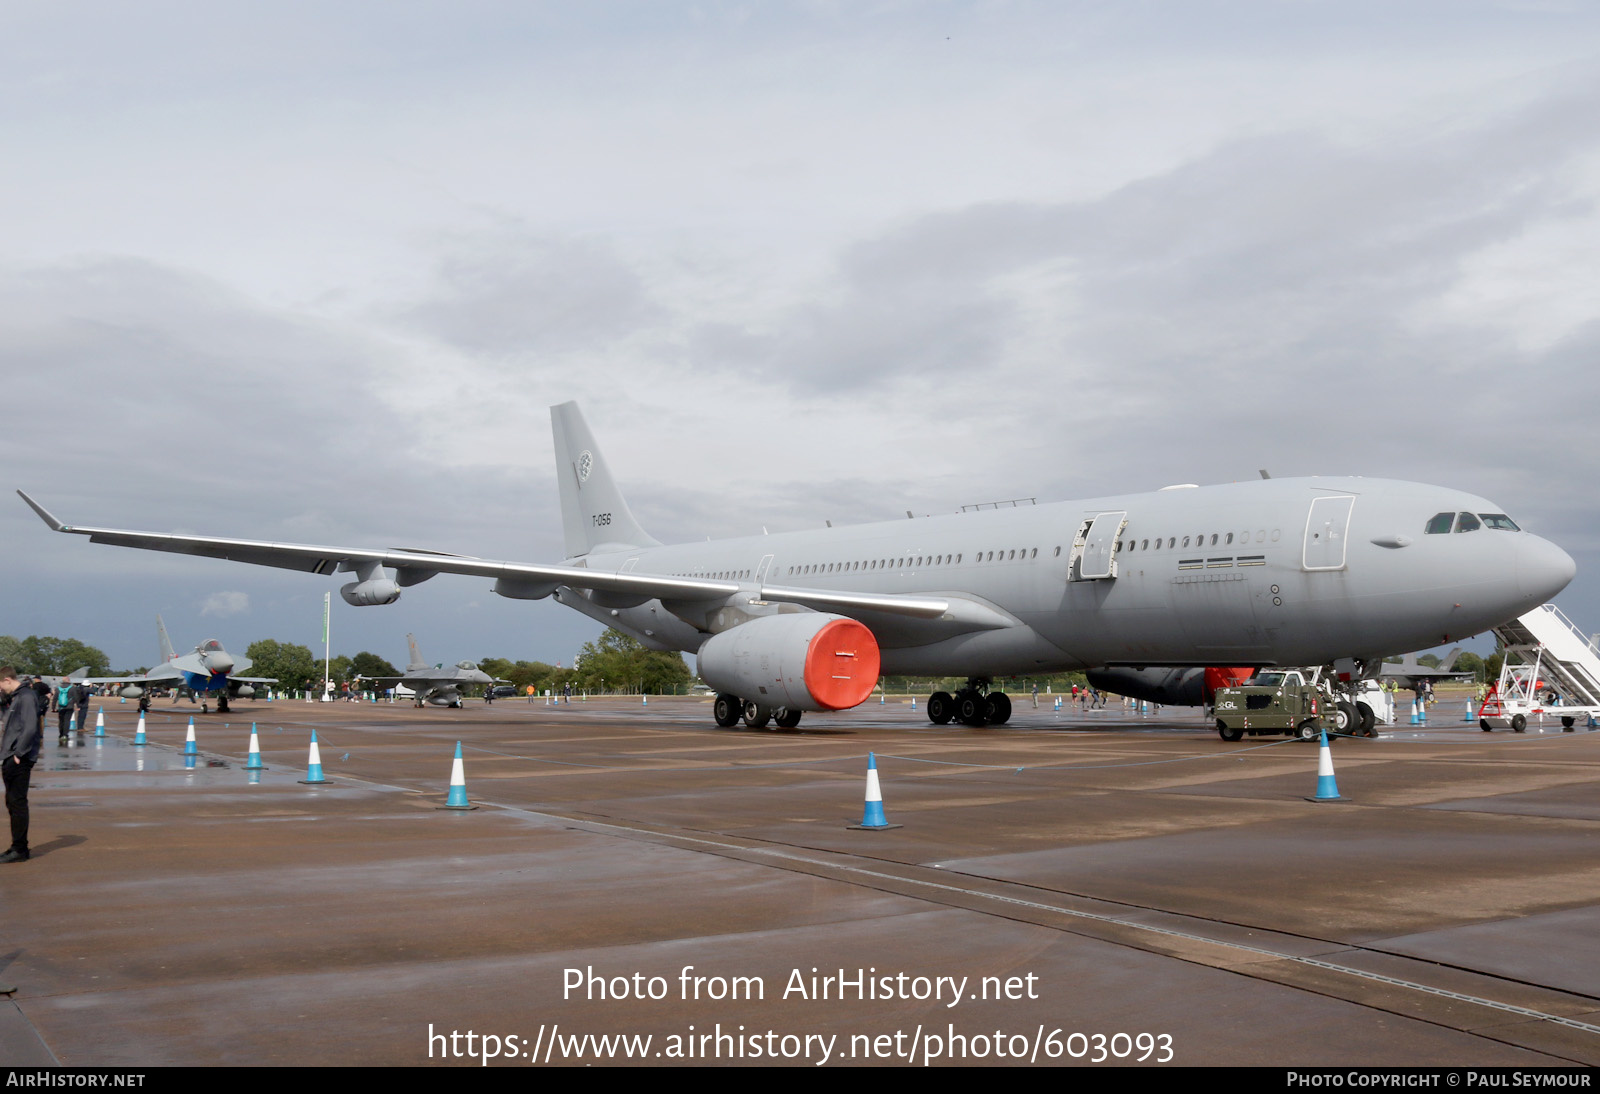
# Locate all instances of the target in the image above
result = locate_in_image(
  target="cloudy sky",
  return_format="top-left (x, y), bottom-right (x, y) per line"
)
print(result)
top-left (2, 1), bottom-right (1598, 672)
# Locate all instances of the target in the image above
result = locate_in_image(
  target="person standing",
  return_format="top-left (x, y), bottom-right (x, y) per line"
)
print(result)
top-left (1, 666), bottom-right (42, 863)
top-left (54, 677), bottom-right (76, 741)
top-left (74, 681), bottom-right (91, 739)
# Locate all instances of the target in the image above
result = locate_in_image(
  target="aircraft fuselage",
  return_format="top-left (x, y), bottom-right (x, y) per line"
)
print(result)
top-left (577, 476), bottom-right (1571, 677)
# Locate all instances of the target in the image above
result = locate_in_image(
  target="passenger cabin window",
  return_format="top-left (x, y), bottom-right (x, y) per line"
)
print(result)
top-left (1425, 512), bottom-right (1454, 535)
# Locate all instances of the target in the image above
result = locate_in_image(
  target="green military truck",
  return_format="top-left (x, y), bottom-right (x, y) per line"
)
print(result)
top-left (1213, 669), bottom-right (1353, 742)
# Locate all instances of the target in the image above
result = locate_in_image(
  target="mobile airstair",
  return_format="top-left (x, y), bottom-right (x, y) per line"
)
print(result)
top-left (1479, 603), bottom-right (1600, 731)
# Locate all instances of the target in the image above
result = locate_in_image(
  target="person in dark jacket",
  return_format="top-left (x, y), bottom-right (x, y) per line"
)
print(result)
top-left (1, 666), bottom-right (42, 862)
top-left (30, 677), bottom-right (49, 722)
top-left (74, 682), bottom-right (91, 738)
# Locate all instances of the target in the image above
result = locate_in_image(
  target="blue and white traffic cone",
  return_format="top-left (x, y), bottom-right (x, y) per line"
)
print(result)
top-left (299, 730), bottom-right (327, 784)
top-left (642, 693), bottom-right (647, 706)
top-left (1309, 728), bottom-right (1343, 802)
top-left (441, 741), bottom-right (475, 810)
top-left (94, 707), bottom-right (106, 738)
top-left (133, 713), bottom-right (147, 746)
top-left (245, 723), bottom-right (265, 770)
top-left (848, 753), bottom-right (901, 830)
top-left (910, 696), bottom-right (916, 710)
top-left (1463, 701), bottom-right (1474, 723)
top-left (1054, 696), bottom-right (1061, 711)
top-left (183, 717), bottom-right (198, 756)
top-left (67, 712), bottom-right (76, 736)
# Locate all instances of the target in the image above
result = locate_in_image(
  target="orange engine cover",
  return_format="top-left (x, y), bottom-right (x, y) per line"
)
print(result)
top-left (697, 614), bottom-right (881, 713)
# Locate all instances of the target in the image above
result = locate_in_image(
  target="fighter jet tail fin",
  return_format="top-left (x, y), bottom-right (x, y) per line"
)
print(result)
top-left (406, 633), bottom-right (428, 673)
top-left (551, 402), bottom-right (661, 559)
top-left (1440, 647), bottom-right (1463, 672)
top-left (157, 615), bottom-right (177, 663)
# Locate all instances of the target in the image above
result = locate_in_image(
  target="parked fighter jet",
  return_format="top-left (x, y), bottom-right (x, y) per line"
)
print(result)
top-left (20, 402), bottom-right (1575, 730)
top-left (75, 616), bottom-right (276, 713)
top-left (1378, 648), bottom-right (1475, 690)
top-left (357, 634), bottom-right (493, 708)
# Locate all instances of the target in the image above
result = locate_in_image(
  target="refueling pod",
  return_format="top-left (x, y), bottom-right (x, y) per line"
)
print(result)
top-left (340, 577), bottom-right (402, 606)
top-left (340, 562), bottom-right (402, 606)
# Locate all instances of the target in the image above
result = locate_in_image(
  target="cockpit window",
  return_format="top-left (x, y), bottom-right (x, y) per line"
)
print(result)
top-left (1479, 513), bottom-right (1520, 531)
top-left (1425, 512), bottom-right (1454, 535)
top-left (1454, 512), bottom-right (1481, 533)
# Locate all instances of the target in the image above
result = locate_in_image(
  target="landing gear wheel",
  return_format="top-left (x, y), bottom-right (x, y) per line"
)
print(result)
top-left (927, 691), bottom-right (953, 725)
top-left (1334, 701), bottom-right (1357, 736)
top-left (1297, 720), bottom-right (1319, 741)
top-left (1356, 702), bottom-right (1377, 737)
top-left (1511, 714), bottom-right (1527, 733)
top-left (1217, 720), bottom-right (1243, 742)
top-left (742, 701), bottom-right (771, 729)
top-left (774, 708), bottom-right (802, 729)
top-left (713, 693), bottom-right (741, 728)
top-left (986, 692), bottom-right (1012, 725)
top-left (957, 692), bottom-right (987, 727)
top-left (1561, 716), bottom-right (1575, 730)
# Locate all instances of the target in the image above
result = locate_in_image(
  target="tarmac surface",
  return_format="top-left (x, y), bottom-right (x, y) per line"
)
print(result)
top-left (3, 693), bottom-right (1598, 1067)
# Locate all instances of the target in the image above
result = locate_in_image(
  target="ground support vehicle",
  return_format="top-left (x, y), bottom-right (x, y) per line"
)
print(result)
top-left (1213, 668), bottom-right (1364, 742)
top-left (1479, 603), bottom-right (1600, 732)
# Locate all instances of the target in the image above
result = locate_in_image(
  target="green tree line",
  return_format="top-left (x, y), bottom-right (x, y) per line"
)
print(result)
top-left (0, 635), bottom-right (114, 677)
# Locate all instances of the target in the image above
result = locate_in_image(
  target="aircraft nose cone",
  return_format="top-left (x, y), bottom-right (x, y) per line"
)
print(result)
top-left (205, 653), bottom-right (234, 674)
top-left (1516, 534), bottom-right (1576, 603)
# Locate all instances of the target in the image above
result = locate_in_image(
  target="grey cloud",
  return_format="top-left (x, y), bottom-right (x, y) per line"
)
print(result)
top-left (401, 229), bottom-right (657, 357)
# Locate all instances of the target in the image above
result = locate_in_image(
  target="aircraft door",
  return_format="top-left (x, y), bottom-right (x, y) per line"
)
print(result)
top-left (1073, 511), bottom-right (1128, 581)
top-left (1302, 496), bottom-right (1355, 571)
top-left (756, 554), bottom-right (774, 584)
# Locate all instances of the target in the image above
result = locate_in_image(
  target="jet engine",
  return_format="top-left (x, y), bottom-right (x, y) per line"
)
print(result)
top-left (340, 577), bottom-right (402, 606)
top-left (697, 613), bottom-right (880, 713)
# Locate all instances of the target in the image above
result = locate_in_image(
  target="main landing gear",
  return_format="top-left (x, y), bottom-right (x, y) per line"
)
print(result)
top-left (713, 693), bottom-right (803, 730)
top-left (926, 679), bottom-right (1012, 727)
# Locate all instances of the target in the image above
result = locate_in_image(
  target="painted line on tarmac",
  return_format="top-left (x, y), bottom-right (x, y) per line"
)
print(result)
top-left (496, 802), bottom-right (1600, 1042)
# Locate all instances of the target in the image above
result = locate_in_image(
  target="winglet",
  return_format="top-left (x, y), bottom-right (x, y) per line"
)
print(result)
top-left (17, 490), bottom-right (67, 532)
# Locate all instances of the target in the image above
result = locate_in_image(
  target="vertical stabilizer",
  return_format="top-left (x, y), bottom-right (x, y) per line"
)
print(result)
top-left (406, 633), bottom-right (427, 673)
top-left (157, 615), bottom-right (177, 663)
top-left (550, 402), bottom-right (660, 558)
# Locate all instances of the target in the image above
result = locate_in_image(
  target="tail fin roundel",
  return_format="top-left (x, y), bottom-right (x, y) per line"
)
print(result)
top-left (550, 402), bottom-right (660, 558)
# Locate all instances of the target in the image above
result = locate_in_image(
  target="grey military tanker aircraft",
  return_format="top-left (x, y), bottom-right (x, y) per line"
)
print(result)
top-left (20, 402), bottom-right (1575, 730)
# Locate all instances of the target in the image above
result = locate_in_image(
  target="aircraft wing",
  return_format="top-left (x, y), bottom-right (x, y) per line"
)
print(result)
top-left (67, 672), bottom-right (145, 685)
top-left (19, 492), bottom-right (968, 624)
